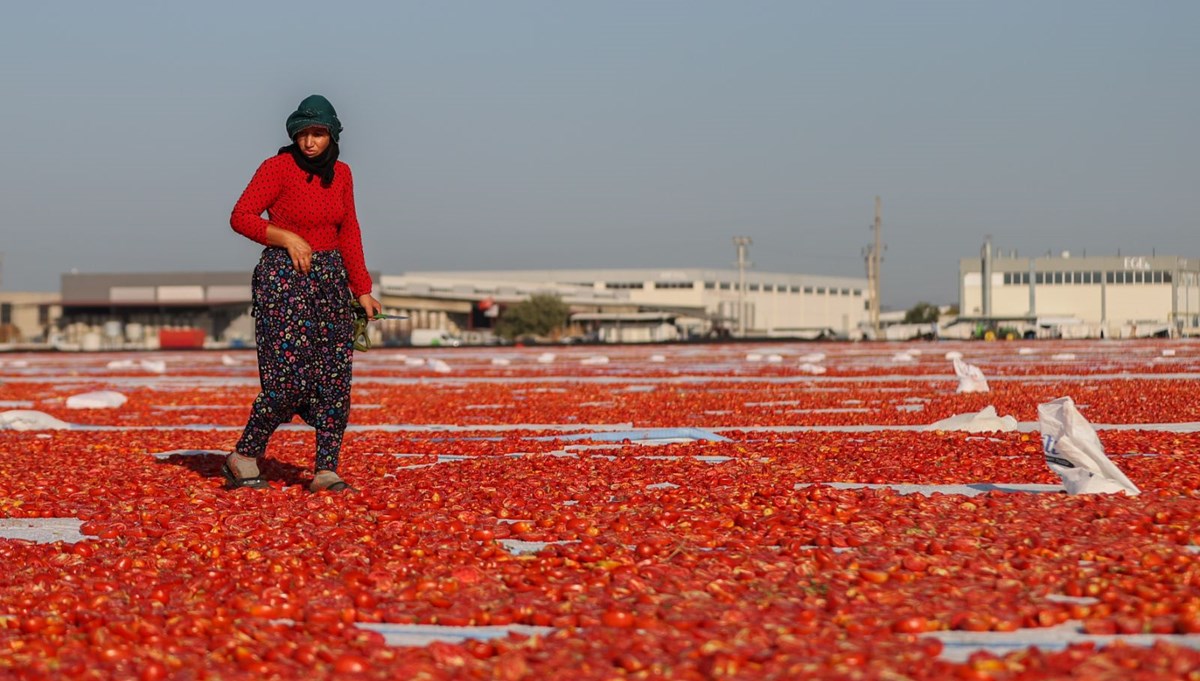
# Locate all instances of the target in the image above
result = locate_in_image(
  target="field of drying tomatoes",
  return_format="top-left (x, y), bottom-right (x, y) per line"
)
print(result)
top-left (2, 340), bottom-right (1200, 680)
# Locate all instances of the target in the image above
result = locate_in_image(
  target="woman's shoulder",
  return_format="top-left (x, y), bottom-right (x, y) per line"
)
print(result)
top-left (262, 152), bottom-right (293, 168)
top-left (249, 153), bottom-right (292, 176)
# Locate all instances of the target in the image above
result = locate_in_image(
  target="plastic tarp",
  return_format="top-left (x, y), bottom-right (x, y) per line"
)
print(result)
top-left (1038, 396), bottom-right (1140, 495)
top-left (953, 357), bottom-right (990, 393)
top-left (925, 406), bottom-right (1018, 433)
top-left (0, 410), bottom-right (72, 431)
top-left (66, 391), bottom-right (128, 409)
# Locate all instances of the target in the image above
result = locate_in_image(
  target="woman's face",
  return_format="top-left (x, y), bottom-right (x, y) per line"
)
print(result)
top-left (295, 126), bottom-right (332, 158)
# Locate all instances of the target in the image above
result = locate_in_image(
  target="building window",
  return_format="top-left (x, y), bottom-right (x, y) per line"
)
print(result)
top-left (1164, 272), bottom-right (1173, 283)
top-left (0, 303), bottom-right (10, 325)
top-left (804, 286), bottom-right (814, 294)
top-left (704, 282), bottom-right (715, 290)
top-left (1035, 273), bottom-right (1045, 285)
top-left (852, 289), bottom-right (862, 296)
top-left (1092, 271), bottom-right (1101, 284)
top-left (38, 305), bottom-right (50, 325)
top-left (606, 282), bottom-right (644, 289)
top-left (790, 285), bottom-right (800, 293)
top-left (841, 288), bottom-right (850, 295)
top-left (749, 284), bottom-right (760, 292)
top-left (816, 287), bottom-right (826, 295)
top-left (719, 282), bottom-right (731, 290)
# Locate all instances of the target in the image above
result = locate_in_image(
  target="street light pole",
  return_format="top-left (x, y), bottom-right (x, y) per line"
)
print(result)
top-left (733, 237), bottom-right (752, 337)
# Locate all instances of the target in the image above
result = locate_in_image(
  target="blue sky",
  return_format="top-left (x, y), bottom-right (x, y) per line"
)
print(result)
top-left (1, 1), bottom-right (1196, 308)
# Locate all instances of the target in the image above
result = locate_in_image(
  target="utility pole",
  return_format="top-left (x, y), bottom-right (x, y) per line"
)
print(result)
top-left (863, 198), bottom-right (882, 338)
top-left (733, 237), bottom-right (752, 337)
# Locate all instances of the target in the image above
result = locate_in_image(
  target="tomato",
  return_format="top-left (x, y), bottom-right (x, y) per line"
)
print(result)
top-left (601, 609), bottom-right (635, 628)
top-left (332, 654), bottom-right (370, 674)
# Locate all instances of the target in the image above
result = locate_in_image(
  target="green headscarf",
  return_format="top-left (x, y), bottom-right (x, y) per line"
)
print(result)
top-left (285, 94), bottom-right (343, 143)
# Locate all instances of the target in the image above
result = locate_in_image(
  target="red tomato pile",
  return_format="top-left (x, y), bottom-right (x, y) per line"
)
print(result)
top-left (1, 340), bottom-right (1199, 679)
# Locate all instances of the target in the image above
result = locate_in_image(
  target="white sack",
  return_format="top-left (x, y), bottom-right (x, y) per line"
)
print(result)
top-left (0, 410), bottom-right (72, 431)
top-left (944, 351), bottom-right (963, 361)
top-left (581, 356), bottom-right (610, 365)
top-left (925, 406), bottom-right (1018, 433)
top-left (797, 363), bottom-right (827, 375)
top-left (953, 357), bottom-right (990, 393)
top-left (221, 354), bottom-right (241, 366)
top-left (1037, 397), bottom-right (1140, 496)
top-left (649, 354), bottom-right (666, 363)
top-left (66, 391), bottom-right (128, 409)
top-left (536, 353), bottom-right (556, 364)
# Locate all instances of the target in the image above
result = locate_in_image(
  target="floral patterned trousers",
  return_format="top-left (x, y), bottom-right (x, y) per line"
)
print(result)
top-left (236, 248), bottom-right (354, 472)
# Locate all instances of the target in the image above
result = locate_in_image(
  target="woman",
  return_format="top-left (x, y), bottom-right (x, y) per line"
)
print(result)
top-left (227, 94), bottom-right (381, 492)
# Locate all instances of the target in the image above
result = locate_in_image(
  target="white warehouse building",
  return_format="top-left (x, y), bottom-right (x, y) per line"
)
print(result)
top-left (379, 268), bottom-right (870, 341)
top-left (959, 252), bottom-right (1200, 338)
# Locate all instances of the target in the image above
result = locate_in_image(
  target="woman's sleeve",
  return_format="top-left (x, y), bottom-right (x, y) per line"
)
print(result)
top-left (230, 158), bottom-right (282, 245)
top-left (338, 165), bottom-right (374, 297)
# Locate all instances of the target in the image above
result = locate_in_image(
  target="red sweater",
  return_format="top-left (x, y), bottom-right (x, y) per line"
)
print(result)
top-left (231, 154), bottom-right (372, 297)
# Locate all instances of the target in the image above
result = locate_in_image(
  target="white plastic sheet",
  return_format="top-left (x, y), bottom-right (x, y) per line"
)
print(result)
top-left (925, 406), bottom-right (1018, 433)
top-left (1038, 397), bottom-right (1140, 496)
top-left (0, 410), bottom-right (72, 431)
top-left (953, 358), bottom-right (990, 393)
top-left (66, 391), bottom-right (128, 409)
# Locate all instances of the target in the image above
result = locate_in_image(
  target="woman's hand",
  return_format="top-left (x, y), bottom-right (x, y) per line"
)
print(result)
top-left (284, 233), bottom-right (314, 275)
top-left (264, 226), bottom-right (313, 274)
top-left (358, 294), bottom-right (383, 319)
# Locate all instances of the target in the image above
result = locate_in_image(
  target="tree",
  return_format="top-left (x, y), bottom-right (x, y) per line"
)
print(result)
top-left (495, 294), bottom-right (571, 340)
top-left (904, 301), bottom-right (941, 324)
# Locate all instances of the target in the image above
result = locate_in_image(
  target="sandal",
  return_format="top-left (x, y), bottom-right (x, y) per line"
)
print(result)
top-left (310, 470), bottom-right (356, 493)
top-left (223, 453), bottom-right (268, 490)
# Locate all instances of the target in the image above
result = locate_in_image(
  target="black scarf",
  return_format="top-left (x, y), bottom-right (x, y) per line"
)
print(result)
top-left (278, 142), bottom-right (339, 187)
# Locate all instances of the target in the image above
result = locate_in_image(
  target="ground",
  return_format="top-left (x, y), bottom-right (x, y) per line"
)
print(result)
top-left (0, 340), bottom-right (1199, 680)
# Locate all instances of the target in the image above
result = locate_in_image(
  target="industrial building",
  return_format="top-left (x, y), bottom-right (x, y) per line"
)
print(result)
top-left (959, 248), bottom-right (1200, 338)
top-left (0, 291), bottom-right (61, 345)
top-left (379, 268), bottom-right (871, 342)
top-left (53, 271), bottom-right (262, 350)
top-left (34, 266), bottom-right (870, 348)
